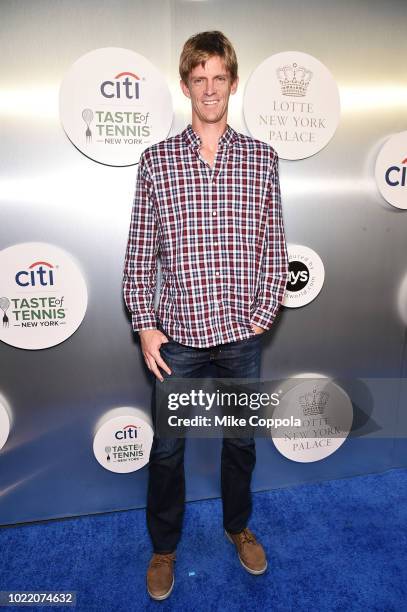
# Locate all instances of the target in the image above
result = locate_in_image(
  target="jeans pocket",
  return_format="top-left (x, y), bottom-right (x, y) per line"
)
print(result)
top-left (157, 322), bottom-right (174, 341)
top-left (246, 332), bottom-right (262, 342)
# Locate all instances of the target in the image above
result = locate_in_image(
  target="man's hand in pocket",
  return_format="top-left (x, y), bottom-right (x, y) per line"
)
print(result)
top-left (251, 323), bottom-right (266, 335)
top-left (139, 329), bottom-right (172, 382)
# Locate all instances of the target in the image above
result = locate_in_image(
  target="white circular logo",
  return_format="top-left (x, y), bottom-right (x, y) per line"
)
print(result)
top-left (93, 413), bottom-right (153, 473)
top-left (375, 131), bottom-right (407, 209)
top-left (0, 242), bottom-right (88, 350)
top-left (243, 51), bottom-right (340, 160)
top-left (59, 47), bottom-right (173, 166)
top-left (272, 377), bottom-right (353, 462)
top-left (0, 397), bottom-right (10, 452)
top-left (397, 270), bottom-right (407, 326)
top-left (283, 244), bottom-right (325, 308)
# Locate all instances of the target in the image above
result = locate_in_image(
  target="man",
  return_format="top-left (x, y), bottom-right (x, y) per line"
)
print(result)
top-left (123, 31), bottom-right (289, 600)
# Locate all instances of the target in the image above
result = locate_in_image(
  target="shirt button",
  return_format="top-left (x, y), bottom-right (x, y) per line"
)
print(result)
top-left (214, 242), bottom-right (218, 246)
top-left (212, 211), bottom-right (217, 216)
top-left (215, 271), bottom-right (220, 276)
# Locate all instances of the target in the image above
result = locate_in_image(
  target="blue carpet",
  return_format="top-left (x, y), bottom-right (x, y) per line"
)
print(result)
top-left (0, 468), bottom-right (406, 612)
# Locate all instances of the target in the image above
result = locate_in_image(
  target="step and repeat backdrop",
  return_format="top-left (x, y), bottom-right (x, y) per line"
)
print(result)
top-left (1, 0), bottom-right (406, 525)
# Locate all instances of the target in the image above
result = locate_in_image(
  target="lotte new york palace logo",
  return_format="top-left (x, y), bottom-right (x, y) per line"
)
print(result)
top-left (59, 47), bottom-right (173, 166)
top-left (243, 50), bottom-right (340, 160)
top-left (277, 62), bottom-right (313, 97)
top-left (271, 376), bottom-right (353, 463)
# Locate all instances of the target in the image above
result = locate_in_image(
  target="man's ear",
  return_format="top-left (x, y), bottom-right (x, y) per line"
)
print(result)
top-left (180, 78), bottom-right (191, 99)
top-left (231, 76), bottom-right (239, 95)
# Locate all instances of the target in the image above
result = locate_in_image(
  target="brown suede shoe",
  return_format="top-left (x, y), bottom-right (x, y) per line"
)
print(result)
top-left (225, 527), bottom-right (267, 575)
top-left (146, 552), bottom-right (176, 600)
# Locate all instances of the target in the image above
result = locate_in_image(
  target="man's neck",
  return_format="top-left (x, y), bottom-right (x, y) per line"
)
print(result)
top-left (191, 118), bottom-right (228, 152)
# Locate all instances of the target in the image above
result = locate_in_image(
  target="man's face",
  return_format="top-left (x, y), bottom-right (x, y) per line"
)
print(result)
top-left (180, 55), bottom-right (238, 125)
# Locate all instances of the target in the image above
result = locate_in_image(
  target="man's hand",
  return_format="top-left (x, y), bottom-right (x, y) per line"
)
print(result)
top-left (251, 323), bottom-right (266, 335)
top-left (139, 329), bottom-right (172, 382)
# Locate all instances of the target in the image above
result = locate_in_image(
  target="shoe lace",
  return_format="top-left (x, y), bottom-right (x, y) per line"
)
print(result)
top-left (238, 528), bottom-right (257, 545)
top-left (151, 553), bottom-right (175, 567)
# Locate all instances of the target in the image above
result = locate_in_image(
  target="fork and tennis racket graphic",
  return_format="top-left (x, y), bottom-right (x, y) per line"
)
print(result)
top-left (0, 297), bottom-right (10, 328)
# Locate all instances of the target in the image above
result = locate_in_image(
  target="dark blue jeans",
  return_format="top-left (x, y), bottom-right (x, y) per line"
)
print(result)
top-left (146, 324), bottom-right (263, 553)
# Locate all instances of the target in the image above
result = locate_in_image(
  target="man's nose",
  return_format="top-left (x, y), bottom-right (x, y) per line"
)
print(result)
top-left (204, 80), bottom-right (216, 95)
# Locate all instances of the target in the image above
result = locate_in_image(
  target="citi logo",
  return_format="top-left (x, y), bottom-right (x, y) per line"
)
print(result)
top-left (100, 71), bottom-right (141, 99)
top-left (385, 158), bottom-right (407, 187)
top-left (115, 424), bottom-right (138, 440)
top-left (15, 261), bottom-right (55, 287)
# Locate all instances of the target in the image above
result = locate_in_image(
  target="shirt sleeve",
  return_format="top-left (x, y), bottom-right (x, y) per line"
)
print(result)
top-left (122, 154), bottom-right (160, 332)
top-left (250, 153), bottom-right (289, 330)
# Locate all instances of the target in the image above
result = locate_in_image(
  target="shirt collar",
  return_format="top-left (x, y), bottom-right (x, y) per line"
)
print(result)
top-left (182, 123), bottom-right (238, 151)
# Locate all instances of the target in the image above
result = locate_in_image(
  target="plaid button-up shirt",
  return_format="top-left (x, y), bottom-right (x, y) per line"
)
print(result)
top-left (123, 124), bottom-right (289, 348)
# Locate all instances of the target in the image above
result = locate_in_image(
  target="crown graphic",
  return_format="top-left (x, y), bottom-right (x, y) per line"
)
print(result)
top-left (299, 387), bottom-right (329, 416)
top-left (277, 62), bottom-right (313, 97)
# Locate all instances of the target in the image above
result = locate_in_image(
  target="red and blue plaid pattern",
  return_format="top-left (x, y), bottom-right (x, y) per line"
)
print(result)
top-left (123, 124), bottom-right (289, 347)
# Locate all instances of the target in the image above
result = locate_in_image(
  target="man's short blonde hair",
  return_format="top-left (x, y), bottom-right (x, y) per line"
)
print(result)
top-left (179, 31), bottom-right (238, 84)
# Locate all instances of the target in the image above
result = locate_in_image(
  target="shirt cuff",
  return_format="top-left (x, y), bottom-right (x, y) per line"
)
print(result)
top-left (250, 306), bottom-right (279, 330)
top-left (131, 312), bottom-right (157, 332)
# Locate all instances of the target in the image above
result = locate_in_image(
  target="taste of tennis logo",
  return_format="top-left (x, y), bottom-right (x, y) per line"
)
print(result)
top-left (81, 72), bottom-right (146, 144)
top-left (105, 425), bottom-right (141, 463)
top-left (93, 415), bottom-right (153, 473)
top-left (59, 47), bottom-right (173, 166)
top-left (283, 244), bottom-right (325, 308)
top-left (375, 131), bottom-right (407, 209)
top-left (243, 51), bottom-right (340, 160)
top-left (0, 242), bottom-right (88, 350)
